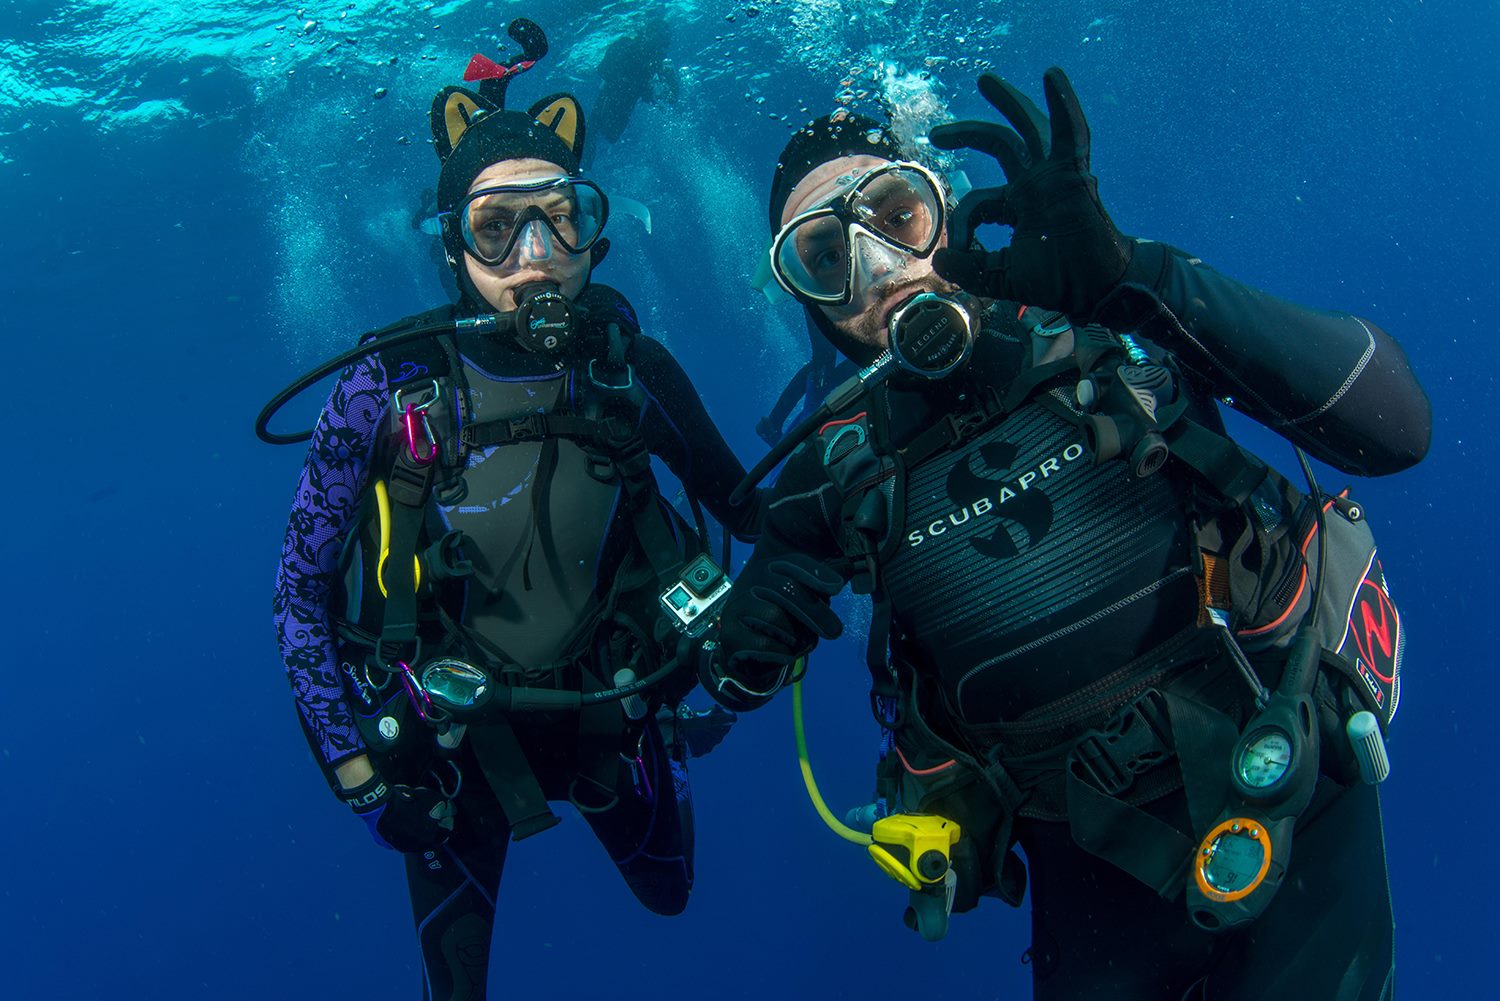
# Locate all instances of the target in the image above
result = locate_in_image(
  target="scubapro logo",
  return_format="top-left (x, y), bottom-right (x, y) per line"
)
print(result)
top-left (905, 440), bottom-right (1085, 558)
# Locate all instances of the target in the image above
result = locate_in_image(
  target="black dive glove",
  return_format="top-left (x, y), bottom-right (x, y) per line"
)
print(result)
top-left (705, 554), bottom-right (845, 709)
top-left (929, 67), bottom-right (1133, 319)
top-left (343, 776), bottom-right (456, 853)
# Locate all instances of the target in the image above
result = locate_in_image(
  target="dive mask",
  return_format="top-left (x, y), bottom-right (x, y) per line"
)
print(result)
top-left (769, 160), bottom-right (946, 305)
top-left (452, 175), bottom-right (609, 266)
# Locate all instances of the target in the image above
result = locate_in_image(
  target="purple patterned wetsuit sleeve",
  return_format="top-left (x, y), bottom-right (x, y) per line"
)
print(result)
top-left (271, 354), bottom-right (390, 782)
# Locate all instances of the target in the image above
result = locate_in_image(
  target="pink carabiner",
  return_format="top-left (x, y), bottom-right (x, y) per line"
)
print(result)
top-left (404, 403), bottom-right (438, 465)
top-left (396, 661), bottom-right (438, 724)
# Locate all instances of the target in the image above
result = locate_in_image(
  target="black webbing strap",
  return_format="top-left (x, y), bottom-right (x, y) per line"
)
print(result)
top-left (460, 413), bottom-right (603, 449)
top-left (464, 409), bottom-right (684, 583)
top-left (864, 586), bottom-right (899, 703)
top-left (897, 356), bottom-right (1082, 470)
top-left (467, 721), bottom-right (562, 841)
top-left (570, 664), bottom-right (629, 814)
top-left (1060, 689), bottom-right (1239, 897)
top-left (1164, 417), bottom-right (1269, 506)
top-left (1000, 356), bottom-right (1083, 412)
top-left (609, 431), bottom-right (687, 583)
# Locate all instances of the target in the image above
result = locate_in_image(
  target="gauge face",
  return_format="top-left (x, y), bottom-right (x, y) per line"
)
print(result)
top-left (1238, 729), bottom-right (1294, 789)
top-left (1202, 828), bottom-right (1268, 894)
top-left (423, 660), bottom-right (487, 708)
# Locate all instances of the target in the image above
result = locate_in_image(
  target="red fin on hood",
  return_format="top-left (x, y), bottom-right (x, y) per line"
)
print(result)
top-left (464, 53), bottom-right (507, 81)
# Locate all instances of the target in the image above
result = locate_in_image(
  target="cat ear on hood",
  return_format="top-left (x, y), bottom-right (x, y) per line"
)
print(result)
top-left (528, 94), bottom-right (586, 164)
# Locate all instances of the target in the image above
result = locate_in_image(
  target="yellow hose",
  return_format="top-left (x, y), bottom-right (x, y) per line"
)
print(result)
top-left (792, 670), bottom-right (873, 846)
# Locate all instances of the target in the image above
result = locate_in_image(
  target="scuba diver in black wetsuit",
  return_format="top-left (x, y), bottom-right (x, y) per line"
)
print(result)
top-left (585, 9), bottom-right (678, 167)
top-left (705, 69), bottom-right (1428, 1000)
top-left (269, 20), bottom-right (753, 1000)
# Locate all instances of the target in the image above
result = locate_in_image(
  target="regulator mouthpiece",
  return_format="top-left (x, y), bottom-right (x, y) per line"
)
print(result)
top-left (512, 280), bottom-right (576, 355)
top-left (887, 292), bottom-right (976, 379)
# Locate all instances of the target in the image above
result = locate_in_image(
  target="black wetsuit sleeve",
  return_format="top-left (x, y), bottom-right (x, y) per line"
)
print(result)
top-left (1101, 240), bottom-right (1432, 476)
top-left (632, 335), bottom-right (768, 539)
top-left (716, 441), bottom-right (855, 683)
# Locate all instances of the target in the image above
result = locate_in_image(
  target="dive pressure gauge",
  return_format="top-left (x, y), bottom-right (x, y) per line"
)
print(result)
top-left (1196, 818), bottom-right (1274, 900)
top-left (1235, 728), bottom-right (1294, 791)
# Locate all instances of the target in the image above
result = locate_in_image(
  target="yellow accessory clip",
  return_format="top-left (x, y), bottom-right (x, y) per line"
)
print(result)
top-left (868, 814), bottom-right (961, 891)
top-left (374, 479), bottom-right (422, 598)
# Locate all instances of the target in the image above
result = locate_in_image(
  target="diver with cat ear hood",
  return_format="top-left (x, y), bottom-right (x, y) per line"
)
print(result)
top-left (711, 67), bottom-right (1426, 999)
top-left (270, 19), bottom-right (756, 998)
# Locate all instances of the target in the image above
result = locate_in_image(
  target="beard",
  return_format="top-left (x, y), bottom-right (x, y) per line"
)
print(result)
top-left (838, 272), bottom-right (962, 352)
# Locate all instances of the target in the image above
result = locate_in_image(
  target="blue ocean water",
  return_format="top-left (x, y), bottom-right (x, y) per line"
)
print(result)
top-left (2, 0), bottom-right (1494, 997)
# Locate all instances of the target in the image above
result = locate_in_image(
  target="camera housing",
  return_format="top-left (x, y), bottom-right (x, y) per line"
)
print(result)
top-left (660, 554), bottom-right (733, 637)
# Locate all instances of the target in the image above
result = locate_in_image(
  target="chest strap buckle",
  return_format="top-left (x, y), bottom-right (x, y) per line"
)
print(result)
top-left (945, 406), bottom-right (991, 445)
top-left (1067, 688), bottom-right (1175, 797)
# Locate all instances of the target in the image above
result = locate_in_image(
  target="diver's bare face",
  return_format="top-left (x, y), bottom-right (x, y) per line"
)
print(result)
top-left (462, 158), bottom-right (590, 312)
top-left (780, 154), bottom-right (953, 353)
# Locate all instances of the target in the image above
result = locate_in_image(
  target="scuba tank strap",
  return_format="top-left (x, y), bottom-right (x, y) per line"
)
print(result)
top-left (575, 350), bottom-right (694, 585)
top-left (1162, 416), bottom-right (1270, 507)
top-left (466, 721), bottom-right (562, 840)
top-left (569, 626), bottom-right (642, 815)
top-left (972, 626), bottom-right (1246, 897)
top-left (460, 412), bottom-right (604, 448)
top-left (999, 356), bottom-right (1083, 412)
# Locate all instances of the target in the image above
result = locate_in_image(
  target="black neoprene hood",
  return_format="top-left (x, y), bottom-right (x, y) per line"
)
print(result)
top-left (437, 108), bottom-right (581, 213)
top-left (767, 112), bottom-right (906, 232)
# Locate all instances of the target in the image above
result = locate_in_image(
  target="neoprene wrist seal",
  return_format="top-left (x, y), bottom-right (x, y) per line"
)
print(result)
top-left (340, 774), bottom-right (390, 813)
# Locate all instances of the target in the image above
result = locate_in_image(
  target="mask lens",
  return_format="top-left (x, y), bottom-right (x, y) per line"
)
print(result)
top-left (777, 213), bottom-right (850, 300)
top-left (460, 179), bottom-right (607, 265)
top-left (848, 166), bottom-right (942, 253)
top-left (771, 162), bottom-right (945, 304)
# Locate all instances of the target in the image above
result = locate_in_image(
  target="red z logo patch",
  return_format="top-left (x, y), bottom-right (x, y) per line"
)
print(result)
top-left (1353, 579), bottom-right (1399, 684)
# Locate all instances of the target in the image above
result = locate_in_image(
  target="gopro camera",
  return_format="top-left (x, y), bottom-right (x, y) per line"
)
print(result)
top-left (660, 554), bottom-right (733, 637)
